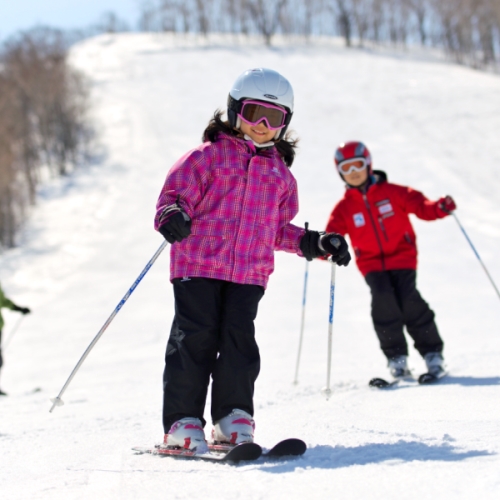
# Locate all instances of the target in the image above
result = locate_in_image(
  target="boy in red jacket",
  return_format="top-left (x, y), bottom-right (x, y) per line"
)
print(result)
top-left (326, 141), bottom-right (455, 382)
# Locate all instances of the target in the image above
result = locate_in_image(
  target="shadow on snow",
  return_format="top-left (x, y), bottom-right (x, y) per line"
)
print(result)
top-left (435, 376), bottom-right (500, 387)
top-left (374, 376), bottom-right (500, 391)
top-left (257, 441), bottom-right (493, 473)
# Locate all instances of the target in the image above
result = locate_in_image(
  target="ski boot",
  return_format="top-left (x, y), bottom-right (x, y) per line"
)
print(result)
top-left (163, 417), bottom-right (208, 454)
top-left (212, 409), bottom-right (255, 445)
top-left (424, 352), bottom-right (446, 379)
top-left (388, 355), bottom-right (412, 379)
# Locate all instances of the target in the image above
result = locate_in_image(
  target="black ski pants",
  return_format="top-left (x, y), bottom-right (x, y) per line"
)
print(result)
top-left (364, 269), bottom-right (443, 359)
top-left (162, 277), bottom-right (264, 433)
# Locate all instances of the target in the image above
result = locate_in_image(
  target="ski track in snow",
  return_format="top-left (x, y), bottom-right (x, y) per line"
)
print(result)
top-left (1, 34), bottom-right (500, 499)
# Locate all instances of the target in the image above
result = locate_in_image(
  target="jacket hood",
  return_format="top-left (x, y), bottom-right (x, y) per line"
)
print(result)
top-left (372, 169), bottom-right (388, 183)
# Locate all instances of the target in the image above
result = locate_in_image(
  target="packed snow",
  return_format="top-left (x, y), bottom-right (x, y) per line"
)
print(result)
top-left (1, 33), bottom-right (500, 499)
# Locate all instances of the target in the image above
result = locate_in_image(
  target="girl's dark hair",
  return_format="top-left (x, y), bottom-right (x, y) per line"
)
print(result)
top-left (202, 110), bottom-right (298, 167)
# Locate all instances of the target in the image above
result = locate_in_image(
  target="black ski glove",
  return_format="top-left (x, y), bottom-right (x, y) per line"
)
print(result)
top-left (319, 234), bottom-right (351, 266)
top-left (158, 202), bottom-right (192, 243)
top-left (13, 305), bottom-right (30, 315)
top-left (300, 230), bottom-right (351, 266)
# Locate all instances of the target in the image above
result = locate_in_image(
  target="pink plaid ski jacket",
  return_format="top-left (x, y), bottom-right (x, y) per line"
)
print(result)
top-left (155, 133), bottom-right (305, 288)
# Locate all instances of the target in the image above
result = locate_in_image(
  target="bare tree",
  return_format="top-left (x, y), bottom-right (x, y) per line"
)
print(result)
top-left (407, 0), bottom-right (429, 45)
top-left (223, 0), bottom-right (251, 35)
top-left (0, 27), bottom-right (93, 249)
top-left (244, 0), bottom-right (289, 45)
top-left (194, 0), bottom-right (211, 36)
top-left (138, 1), bottom-right (158, 31)
top-left (476, 0), bottom-right (498, 64)
top-left (351, 0), bottom-right (371, 46)
top-left (333, 0), bottom-right (353, 47)
top-left (0, 75), bottom-right (24, 248)
top-left (136, 0), bottom-right (500, 69)
top-left (96, 12), bottom-right (131, 34)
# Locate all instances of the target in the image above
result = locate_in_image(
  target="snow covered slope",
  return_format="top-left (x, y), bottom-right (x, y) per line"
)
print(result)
top-left (1, 33), bottom-right (500, 499)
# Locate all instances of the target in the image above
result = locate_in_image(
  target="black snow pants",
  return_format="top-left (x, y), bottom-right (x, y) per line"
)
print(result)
top-left (364, 269), bottom-right (444, 360)
top-left (162, 277), bottom-right (265, 433)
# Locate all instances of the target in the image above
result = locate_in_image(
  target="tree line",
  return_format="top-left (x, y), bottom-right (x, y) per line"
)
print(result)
top-left (0, 28), bottom-right (92, 250)
top-left (1, 2), bottom-right (498, 248)
top-left (137, 0), bottom-right (500, 68)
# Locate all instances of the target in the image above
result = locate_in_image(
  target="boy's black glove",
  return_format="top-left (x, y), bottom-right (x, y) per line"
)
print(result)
top-left (158, 203), bottom-right (192, 243)
top-left (300, 230), bottom-right (351, 266)
top-left (13, 305), bottom-right (30, 314)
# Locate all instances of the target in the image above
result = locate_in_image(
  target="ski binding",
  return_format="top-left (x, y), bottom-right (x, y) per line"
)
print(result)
top-left (132, 441), bottom-right (262, 462)
top-left (133, 438), bottom-right (306, 463)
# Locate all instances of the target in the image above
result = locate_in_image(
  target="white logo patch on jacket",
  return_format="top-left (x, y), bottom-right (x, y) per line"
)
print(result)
top-left (353, 212), bottom-right (365, 227)
top-left (376, 199), bottom-right (394, 217)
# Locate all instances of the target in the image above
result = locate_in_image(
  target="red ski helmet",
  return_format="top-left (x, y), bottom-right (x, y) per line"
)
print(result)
top-left (334, 141), bottom-right (372, 177)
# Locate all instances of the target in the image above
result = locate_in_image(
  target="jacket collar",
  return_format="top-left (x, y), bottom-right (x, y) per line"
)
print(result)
top-left (218, 132), bottom-right (278, 158)
top-left (344, 170), bottom-right (388, 194)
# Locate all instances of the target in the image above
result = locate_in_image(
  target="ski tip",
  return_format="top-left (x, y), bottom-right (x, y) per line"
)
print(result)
top-left (418, 373), bottom-right (438, 384)
top-left (222, 442), bottom-right (262, 462)
top-left (419, 370), bottom-right (447, 385)
top-left (369, 377), bottom-right (393, 388)
top-left (289, 438), bottom-right (306, 455)
top-left (265, 438), bottom-right (307, 458)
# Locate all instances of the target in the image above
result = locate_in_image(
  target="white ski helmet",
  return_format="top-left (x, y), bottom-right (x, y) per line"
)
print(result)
top-left (227, 68), bottom-right (294, 140)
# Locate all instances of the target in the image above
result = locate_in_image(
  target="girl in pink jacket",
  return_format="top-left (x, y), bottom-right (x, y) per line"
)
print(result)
top-left (154, 68), bottom-right (350, 453)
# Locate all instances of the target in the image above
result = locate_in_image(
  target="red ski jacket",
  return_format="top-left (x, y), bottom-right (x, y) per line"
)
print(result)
top-left (325, 172), bottom-right (449, 276)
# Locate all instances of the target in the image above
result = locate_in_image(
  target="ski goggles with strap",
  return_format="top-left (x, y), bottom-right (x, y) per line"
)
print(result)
top-left (238, 100), bottom-right (288, 130)
top-left (337, 158), bottom-right (368, 175)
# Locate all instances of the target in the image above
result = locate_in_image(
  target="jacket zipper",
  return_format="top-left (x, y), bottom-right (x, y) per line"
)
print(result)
top-left (232, 150), bottom-right (253, 281)
top-left (378, 217), bottom-right (389, 242)
top-left (363, 194), bottom-right (386, 271)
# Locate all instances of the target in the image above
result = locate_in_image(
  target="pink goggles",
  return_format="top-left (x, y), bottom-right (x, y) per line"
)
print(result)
top-left (337, 158), bottom-right (368, 175)
top-left (238, 100), bottom-right (288, 131)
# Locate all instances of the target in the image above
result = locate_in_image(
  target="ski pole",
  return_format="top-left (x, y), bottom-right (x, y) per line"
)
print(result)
top-left (452, 212), bottom-right (500, 301)
top-left (293, 224), bottom-right (310, 385)
top-left (49, 240), bottom-right (168, 413)
top-left (322, 257), bottom-right (337, 400)
top-left (2, 315), bottom-right (24, 352)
